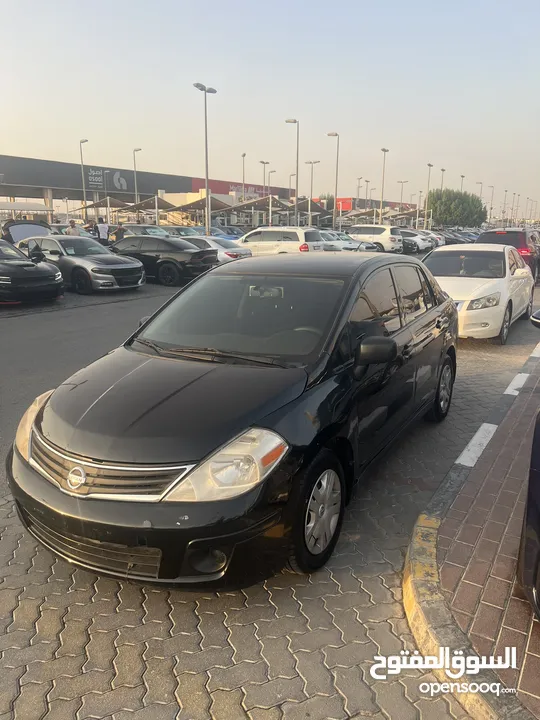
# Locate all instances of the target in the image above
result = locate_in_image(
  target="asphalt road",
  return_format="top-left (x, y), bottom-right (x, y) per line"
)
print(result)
top-left (0, 281), bottom-right (539, 719)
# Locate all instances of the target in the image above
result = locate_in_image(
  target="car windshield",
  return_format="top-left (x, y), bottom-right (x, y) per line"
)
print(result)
top-left (144, 227), bottom-right (170, 236)
top-left (170, 227), bottom-right (200, 236)
top-left (212, 238), bottom-right (242, 249)
top-left (136, 273), bottom-right (347, 362)
top-left (477, 231), bottom-right (525, 248)
top-left (424, 251), bottom-right (505, 278)
top-left (58, 238), bottom-right (108, 256)
top-left (163, 238), bottom-right (199, 250)
top-left (0, 240), bottom-right (26, 260)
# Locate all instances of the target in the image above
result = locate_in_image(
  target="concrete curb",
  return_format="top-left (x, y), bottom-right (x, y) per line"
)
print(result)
top-left (403, 358), bottom-right (540, 720)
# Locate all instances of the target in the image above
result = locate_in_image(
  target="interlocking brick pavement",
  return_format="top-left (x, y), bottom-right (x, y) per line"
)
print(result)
top-left (1, 303), bottom-right (539, 718)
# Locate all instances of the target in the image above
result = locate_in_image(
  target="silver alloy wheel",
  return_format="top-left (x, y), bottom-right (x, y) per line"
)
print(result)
top-left (439, 363), bottom-right (453, 413)
top-left (304, 469), bottom-right (341, 555)
top-left (502, 306), bottom-right (510, 342)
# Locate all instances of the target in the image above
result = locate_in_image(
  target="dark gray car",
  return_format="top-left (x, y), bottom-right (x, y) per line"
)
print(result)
top-left (22, 236), bottom-right (145, 294)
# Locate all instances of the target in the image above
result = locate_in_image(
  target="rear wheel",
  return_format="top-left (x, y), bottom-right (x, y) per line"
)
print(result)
top-left (72, 269), bottom-right (92, 295)
top-left (158, 262), bottom-right (181, 287)
top-left (425, 356), bottom-right (454, 422)
top-left (286, 450), bottom-right (345, 574)
top-left (374, 242), bottom-right (384, 252)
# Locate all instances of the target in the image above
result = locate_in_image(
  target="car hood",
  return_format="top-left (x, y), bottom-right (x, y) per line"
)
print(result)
top-left (434, 276), bottom-right (503, 302)
top-left (73, 254), bottom-right (142, 267)
top-left (0, 260), bottom-right (57, 277)
top-left (38, 347), bottom-right (307, 464)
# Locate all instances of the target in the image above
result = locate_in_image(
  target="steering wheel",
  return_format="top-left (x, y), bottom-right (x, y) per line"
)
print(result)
top-left (293, 327), bottom-right (323, 336)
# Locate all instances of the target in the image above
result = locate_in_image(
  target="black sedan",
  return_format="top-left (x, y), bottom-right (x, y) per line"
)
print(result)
top-left (111, 235), bottom-right (218, 286)
top-left (0, 240), bottom-right (63, 303)
top-left (7, 253), bottom-right (458, 585)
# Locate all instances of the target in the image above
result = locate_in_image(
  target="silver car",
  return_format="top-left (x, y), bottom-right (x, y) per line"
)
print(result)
top-left (180, 235), bottom-right (252, 263)
top-left (23, 236), bottom-right (145, 294)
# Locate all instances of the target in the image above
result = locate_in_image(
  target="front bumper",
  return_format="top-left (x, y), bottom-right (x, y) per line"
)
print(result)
top-left (7, 446), bottom-right (285, 585)
top-left (89, 270), bottom-right (145, 291)
top-left (456, 304), bottom-right (505, 339)
top-left (0, 280), bottom-right (63, 303)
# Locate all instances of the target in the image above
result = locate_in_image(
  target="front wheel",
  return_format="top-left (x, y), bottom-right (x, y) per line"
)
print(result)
top-left (493, 304), bottom-right (511, 345)
top-left (287, 451), bottom-right (345, 574)
top-left (158, 262), bottom-right (181, 287)
top-left (425, 356), bottom-right (454, 423)
top-left (520, 291), bottom-right (534, 320)
top-left (72, 269), bottom-right (92, 295)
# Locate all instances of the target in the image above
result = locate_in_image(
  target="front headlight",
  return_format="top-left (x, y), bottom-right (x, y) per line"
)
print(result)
top-left (467, 292), bottom-right (501, 311)
top-left (14, 390), bottom-right (54, 462)
top-left (54, 271), bottom-right (62, 281)
top-left (90, 267), bottom-right (112, 275)
top-left (163, 428), bottom-right (288, 502)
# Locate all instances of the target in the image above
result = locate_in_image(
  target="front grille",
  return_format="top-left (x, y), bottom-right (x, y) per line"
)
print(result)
top-left (22, 508), bottom-right (161, 579)
top-left (30, 429), bottom-right (193, 500)
top-left (110, 267), bottom-right (142, 277)
top-left (12, 276), bottom-right (56, 287)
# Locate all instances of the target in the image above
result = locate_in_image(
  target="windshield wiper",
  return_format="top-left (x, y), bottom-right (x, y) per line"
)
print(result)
top-left (132, 338), bottom-right (166, 356)
top-left (165, 347), bottom-right (289, 368)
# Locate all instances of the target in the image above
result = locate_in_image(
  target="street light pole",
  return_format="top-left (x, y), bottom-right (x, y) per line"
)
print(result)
top-left (288, 173), bottom-right (296, 203)
top-left (79, 139), bottom-right (88, 221)
top-left (516, 194), bottom-right (521, 224)
top-left (104, 170), bottom-right (110, 224)
top-left (379, 148), bottom-right (389, 224)
top-left (241, 153), bottom-right (246, 201)
top-left (370, 188), bottom-right (377, 223)
top-left (327, 132), bottom-right (340, 229)
top-left (305, 161), bottom-right (320, 225)
top-left (424, 163), bottom-right (433, 229)
top-left (285, 119), bottom-right (300, 225)
top-left (510, 192), bottom-right (516, 224)
top-left (397, 180), bottom-right (408, 212)
top-left (440, 168), bottom-right (446, 192)
top-left (268, 170), bottom-right (276, 226)
top-left (502, 189), bottom-right (508, 226)
top-left (460, 175), bottom-right (465, 192)
top-left (476, 181), bottom-right (483, 201)
top-left (259, 161), bottom-right (269, 198)
top-left (132, 147), bottom-right (142, 221)
top-left (365, 180), bottom-right (370, 211)
top-left (356, 176), bottom-right (363, 210)
top-left (416, 191), bottom-right (423, 229)
top-left (488, 185), bottom-right (494, 224)
top-left (193, 83), bottom-right (217, 235)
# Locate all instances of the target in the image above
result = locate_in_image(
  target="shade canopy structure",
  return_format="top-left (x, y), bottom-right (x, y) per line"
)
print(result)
top-left (119, 197), bottom-right (176, 213)
top-left (294, 198), bottom-right (332, 219)
top-left (0, 201), bottom-right (52, 212)
top-left (74, 196), bottom-right (129, 211)
top-left (225, 196), bottom-right (291, 214)
top-left (167, 196), bottom-right (232, 213)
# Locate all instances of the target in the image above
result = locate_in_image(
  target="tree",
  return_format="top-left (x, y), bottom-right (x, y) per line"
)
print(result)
top-left (428, 189), bottom-right (487, 227)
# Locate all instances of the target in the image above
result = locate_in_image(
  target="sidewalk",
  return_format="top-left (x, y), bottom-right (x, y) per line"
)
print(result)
top-left (405, 352), bottom-right (540, 719)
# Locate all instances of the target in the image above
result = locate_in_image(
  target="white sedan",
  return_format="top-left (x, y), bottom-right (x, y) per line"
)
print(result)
top-left (423, 244), bottom-right (535, 344)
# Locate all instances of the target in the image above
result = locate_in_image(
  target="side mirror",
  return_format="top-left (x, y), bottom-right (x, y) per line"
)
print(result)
top-left (530, 310), bottom-right (540, 330)
top-left (353, 336), bottom-right (398, 377)
top-left (138, 316), bottom-right (150, 328)
top-left (29, 250), bottom-right (46, 263)
top-left (109, 245), bottom-right (118, 252)
top-left (49, 249), bottom-right (61, 256)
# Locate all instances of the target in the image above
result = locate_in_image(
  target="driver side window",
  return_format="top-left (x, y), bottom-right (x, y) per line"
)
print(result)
top-left (41, 238), bottom-right (61, 253)
top-left (508, 252), bottom-right (517, 275)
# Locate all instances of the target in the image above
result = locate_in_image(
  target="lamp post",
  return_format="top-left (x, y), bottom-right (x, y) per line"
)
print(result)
top-left (510, 192), bottom-right (516, 224)
top-left (356, 176), bottom-right (363, 210)
top-left (370, 188), bottom-right (377, 223)
top-left (193, 83), bottom-right (217, 235)
top-left (440, 168), bottom-right (446, 192)
top-left (397, 180), bottom-right (408, 212)
top-left (476, 181), bottom-right (483, 201)
top-left (502, 189), bottom-right (508, 226)
top-left (267, 170), bottom-right (276, 226)
top-left (516, 194), bottom-right (521, 224)
top-left (259, 161), bottom-right (269, 198)
top-left (306, 161), bottom-right (320, 225)
top-left (364, 180), bottom-right (370, 211)
top-left (379, 148), bottom-right (389, 223)
top-left (288, 173), bottom-right (296, 203)
top-left (416, 191), bottom-right (423, 229)
top-left (327, 132), bottom-right (340, 229)
top-left (488, 185), bottom-right (494, 224)
top-left (410, 193), bottom-right (416, 205)
top-left (79, 139), bottom-right (88, 221)
top-left (241, 153), bottom-right (246, 201)
top-left (285, 119), bottom-right (300, 225)
top-left (424, 163), bottom-right (433, 229)
top-left (64, 197), bottom-right (69, 222)
top-left (104, 170), bottom-right (111, 224)
top-left (132, 147), bottom-right (142, 221)
top-left (460, 175), bottom-right (465, 192)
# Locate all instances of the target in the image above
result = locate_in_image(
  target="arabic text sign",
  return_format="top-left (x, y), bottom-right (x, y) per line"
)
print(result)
top-left (370, 646), bottom-right (517, 681)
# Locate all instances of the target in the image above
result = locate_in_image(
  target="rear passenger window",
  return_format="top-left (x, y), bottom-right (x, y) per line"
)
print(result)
top-left (304, 231), bottom-right (322, 243)
top-left (141, 238), bottom-right (160, 251)
top-left (393, 265), bottom-right (429, 323)
top-left (508, 252), bottom-right (517, 275)
top-left (371, 228), bottom-right (385, 235)
top-left (261, 231), bottom-right (281, 242)
top-left (417, 268), bottom-right (436, 309)
top-left (351, 268), bottom-right (401, 337)
top-left (282, 231), bottom-right (299, 243)
top-left (513, 250), bottom-right (526, 269)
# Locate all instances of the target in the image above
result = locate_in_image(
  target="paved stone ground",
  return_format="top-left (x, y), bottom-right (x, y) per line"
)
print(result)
top-left (439, 361), bottom-right (540, 718)
top-left (0, 291), bottom-right (539, 719)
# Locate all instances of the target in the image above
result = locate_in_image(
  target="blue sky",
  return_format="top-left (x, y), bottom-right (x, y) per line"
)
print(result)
top-left (3, 0), bottom-right (540, 209)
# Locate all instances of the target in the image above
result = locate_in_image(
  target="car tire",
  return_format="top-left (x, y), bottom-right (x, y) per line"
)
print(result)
top-left (521, 291), bottom-right (534, 320)
top-left (374, 243), bottom-right (384, 252)
top-left (493, 303), bottom-right (511, 345)
top-left (535, 264), bottom-right (539, 286)
top-left (157, 262), bottom-right (181, 287)
top-left (72, 269), bottom-right (93, 295)
top-left (286, 450), bottom-right (346, 574)
top-left (425, 355), bottom-right (454, 423)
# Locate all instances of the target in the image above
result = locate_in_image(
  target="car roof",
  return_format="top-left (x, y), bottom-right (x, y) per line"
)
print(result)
top-left (431, 243), bottom-right (507, 253)
top-left (212, 252), bottom-right (422, 277)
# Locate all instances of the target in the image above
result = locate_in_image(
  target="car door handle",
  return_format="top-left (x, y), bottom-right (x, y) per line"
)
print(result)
top-left (436, 319), bottom-right (448, 330)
